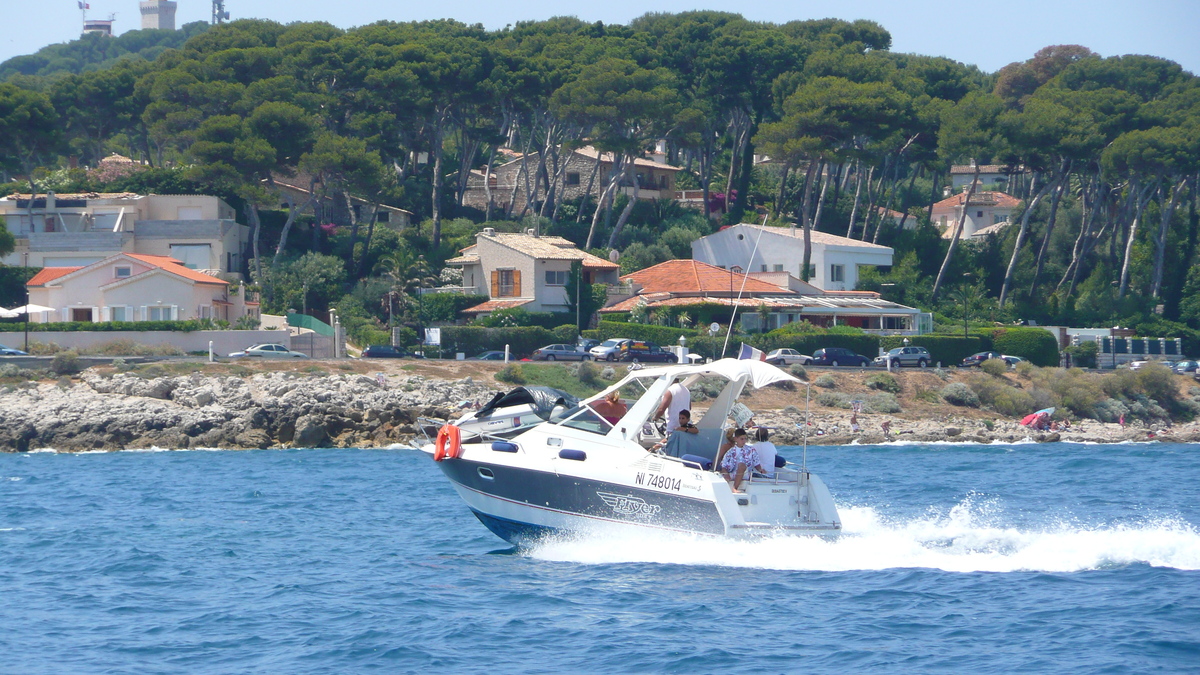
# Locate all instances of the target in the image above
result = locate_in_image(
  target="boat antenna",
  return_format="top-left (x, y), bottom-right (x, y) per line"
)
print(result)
top-left (720, 213), bottom-right (769, 358)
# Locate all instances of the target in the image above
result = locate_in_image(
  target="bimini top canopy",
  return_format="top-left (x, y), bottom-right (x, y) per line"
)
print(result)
top-left (612, 358), bottom-right (801, 391)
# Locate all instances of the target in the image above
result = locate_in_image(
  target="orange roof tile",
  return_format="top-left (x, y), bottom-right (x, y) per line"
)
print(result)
top-left (125, 254), bottom-right (227, 285)
top-left (621, 260), bottom-right (792, 296)
top-left (461, 298), bottom-right (532, 314)
top-left (931, 191), bottom-right (1021, 210)
top-left (27, 267), bottom-right (83, 287)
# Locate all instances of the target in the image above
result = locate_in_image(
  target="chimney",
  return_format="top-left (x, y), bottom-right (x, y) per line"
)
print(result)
top-left (526, 228), bottom-right (536, 236)
top-left (482, 227), bottom-right (496, 236)
top-left (944, 186), bottom-right (952, 197)
top-left (651, 139), bottom-right (668, 164)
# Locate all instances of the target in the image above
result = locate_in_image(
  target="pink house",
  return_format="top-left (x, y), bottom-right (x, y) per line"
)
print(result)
top-left (26, 253), bottom-right (259, 323)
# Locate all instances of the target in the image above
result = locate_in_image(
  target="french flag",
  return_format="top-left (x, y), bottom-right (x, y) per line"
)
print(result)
top-left (738, 343), bottom-right (766, 361)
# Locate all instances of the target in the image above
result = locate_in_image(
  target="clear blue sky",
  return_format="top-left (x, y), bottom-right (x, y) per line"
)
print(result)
top-left (4, 0), bottom-right (1198, 75)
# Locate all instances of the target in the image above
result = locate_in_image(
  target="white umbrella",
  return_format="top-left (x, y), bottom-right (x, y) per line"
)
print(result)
top-left (0, 307), bottom-right (18, 318)
top-left (7, 304), bottom-right (55, 314)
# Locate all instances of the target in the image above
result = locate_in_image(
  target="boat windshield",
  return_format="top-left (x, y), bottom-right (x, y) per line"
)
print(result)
top-left (550, 405), bottom-right (614, 435)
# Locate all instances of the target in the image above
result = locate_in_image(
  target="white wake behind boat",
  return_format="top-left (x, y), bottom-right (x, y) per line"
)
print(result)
top-left (419, 358), bottom-right (841, 544)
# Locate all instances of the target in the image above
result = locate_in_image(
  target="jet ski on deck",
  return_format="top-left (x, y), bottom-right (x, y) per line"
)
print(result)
top-left (419, 359), bottom-right (841, 544)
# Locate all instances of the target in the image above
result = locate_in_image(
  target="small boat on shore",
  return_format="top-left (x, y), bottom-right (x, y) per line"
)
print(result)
top-left (420, 359), bottom-right (841, 544)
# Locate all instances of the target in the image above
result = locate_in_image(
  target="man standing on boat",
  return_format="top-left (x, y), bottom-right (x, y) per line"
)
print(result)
top-left (656, 380), bottom-right (691, 432)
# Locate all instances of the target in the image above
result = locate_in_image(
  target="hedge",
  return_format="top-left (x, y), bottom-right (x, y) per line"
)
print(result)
top-left (755, 333), bottom-right (879, 358)
top-left (588, 320), bottom-right (701, 345)
top-left (437, 325), bottom-right (576, 358)
top-left (990, 327), bottom-right (1060, 367)
top-left (0, 320), bottom-right (244, 332)
top-left (880, 335), bottom-right (985, 367)
top-left (422, 293), bottom-right (487, 322)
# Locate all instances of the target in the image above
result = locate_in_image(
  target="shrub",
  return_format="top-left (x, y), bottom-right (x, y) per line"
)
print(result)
top-left (814, 374), bottom-right (836, 389)
top-left (991, 328), bottom-right (1060, 367)
top-left (439, 326), bottom-right (561, 359)
top-left (1064, 341), bottom-right (1099, 369)
top-left (789, 364), bottom-right (808, 380)
top-left (941, 382), bottom-right (979, 407)
top-left (1093, 398), bottom-right (1129, 423)
top-left (816, 391), bottom-right (850, 408)
top-left (968, 375), bottom-right (1035, 417)
top-left (600, 366), bottom-right (616, 380)
top-left (1015, 361), bottom-right (1036, 378)
top-left (592, 320), bottom-right (701, 345)
top-left (422, 294), bottom-right (488, 322)
top-left (913, 384), bottom-right (941, 403)
top-left (934, 367), bottom-right (950, 381)
top-left (50, 350), bottom-right (82, 375)
top-left (495, 364), bottom-right (526, 385)
top-left (980, 358), bottom-right (1008, 377)
top-left (865, 372), bottom-right (900, 393)
top-left (575, 360), bottom-right (601, 388)
top-left (866, 392), bottom-right (902, 413)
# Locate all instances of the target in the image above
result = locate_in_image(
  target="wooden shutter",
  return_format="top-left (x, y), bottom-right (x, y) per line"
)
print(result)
top-left (512, 270), bottom-right (521, 297)
top-left (491, 270), bottom-right (500, 298)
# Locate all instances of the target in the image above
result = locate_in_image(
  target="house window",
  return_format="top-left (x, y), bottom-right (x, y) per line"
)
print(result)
top-left (147, 306), bottom-right (172, 321)
top-left (545, 270), bottom-right (569, 286)
top-left (773, 264), bottom-right (784, 273)
top-left (170, 244), bottom-right (212, 270)
top-left (111, 306), bottom-right (126, 322)
top-left (760, 264), bottom-right (768, 272)
top-left (492, 269), bottom-right (521, 298)
top-left (976, 210), bottom-right (983, 218)
top-left (994, 214), bottom-right (1007, 224)
top-left (566, 172), bottom-right (581, 186)
top-left (830, 264), bottom-right (845, 283)
top-left (376, 211), bottom-right (390, 223)
top-left (731, 266), bottom-right (744, 274)
top-left (114, 266), bottom-right (132, 279)
top-left (71, 308), bottom-right (92, 322)
top-left (802, 264), bottom-right (816, 279)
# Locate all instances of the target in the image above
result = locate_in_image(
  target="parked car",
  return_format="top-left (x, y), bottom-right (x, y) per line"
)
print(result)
top-left (1174, 360), bottom-right (1198, 374)
top-left (469, 350), bottom-right (508, 361)
top-left (577, 338), bottom-right (600, 352)
top-left (618, 340), bottom-right (677, 363)
top-left (766, 348), bottom-right (812, 366)
top-left (872, 346), bottom-right (932, 368)
top-left (1131, 359), bottom-right (1172, 371)
top-left (362, 345), bottom-right (408, 359)
top-left (1001, 355), bottom-right (1027, 367)
top-left (590, 338), bottom-right (631, 361)
top-left (229, 343), bottom-right (309, 359)
top-left (531, 344), bottom-right (590, 361)
top-left (810, 347), bottom-right (871, 367)
top-left (0, 344), bottom-right (28, 356)
top-left (960, 351), bottom-right (1003, 368)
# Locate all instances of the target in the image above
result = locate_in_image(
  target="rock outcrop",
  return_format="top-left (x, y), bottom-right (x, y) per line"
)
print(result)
top-left (0, 370), bottom-right (499, 452)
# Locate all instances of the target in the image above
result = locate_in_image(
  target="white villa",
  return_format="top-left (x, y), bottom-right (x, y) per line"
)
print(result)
top-left (691, 224), bottom-right (894, 292)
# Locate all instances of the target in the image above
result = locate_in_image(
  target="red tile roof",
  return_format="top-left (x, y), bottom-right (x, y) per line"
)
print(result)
top-left (461, 298), bottom-right (532, 314)
top-left (27, 267), bottom-right (83, 287)
top-left (621, 259), bottom-right (791, 296)
top-left (125, 254), bottom-right (227, 285)
top-left (932, 191), bottom-right (1021, 210)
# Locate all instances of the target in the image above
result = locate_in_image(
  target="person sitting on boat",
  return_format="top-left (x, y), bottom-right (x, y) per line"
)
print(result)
top-left (715, 427), bottom-right (737, 467)
top-left (675, 409), bottom-right (699, 435)
top-left (750, 427), bottom-right (777, 478)
top-left (720, 428), bottom-right (763, 493)
top-left (655, 380), bottom-right (691, 432)
top-left (589, 390), bottom-right (627, 425)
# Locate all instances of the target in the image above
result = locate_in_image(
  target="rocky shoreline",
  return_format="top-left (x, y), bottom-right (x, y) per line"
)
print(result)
top-left (1, 368), bottom-right (1196, 453)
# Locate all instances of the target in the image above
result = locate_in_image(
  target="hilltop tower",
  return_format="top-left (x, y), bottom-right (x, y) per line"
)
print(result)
top-left (140, 0), bottom-right (177, 30)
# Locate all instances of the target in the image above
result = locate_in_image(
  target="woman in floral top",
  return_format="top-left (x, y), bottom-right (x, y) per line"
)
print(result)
top-left (720, 428), bottom-right (763, 493)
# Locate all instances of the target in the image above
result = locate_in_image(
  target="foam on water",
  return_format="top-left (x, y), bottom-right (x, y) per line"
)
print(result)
top-left (528, 498), bottom-right (1200, 573)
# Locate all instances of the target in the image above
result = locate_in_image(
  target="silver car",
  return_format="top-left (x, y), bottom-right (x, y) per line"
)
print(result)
top-left (229, 343), bottom-right (309, 358)
top-left (873, 346), bottom-right (931, 368)
top-left (589, 338), bottom-right (631, 362)
top-left (531, 344), bottom-right (590, 361)
top-left (766, 348), bottom-right (812, 366)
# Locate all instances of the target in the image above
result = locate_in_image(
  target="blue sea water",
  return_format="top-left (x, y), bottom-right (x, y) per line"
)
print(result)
top-left (1, 442), bottom-right (1198, 674)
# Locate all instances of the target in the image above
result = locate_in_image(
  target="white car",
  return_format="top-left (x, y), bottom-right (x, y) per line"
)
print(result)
top-left (229, 343), bottom-right (309, 358)
top-left (766, 348), bottom-right (812, 366)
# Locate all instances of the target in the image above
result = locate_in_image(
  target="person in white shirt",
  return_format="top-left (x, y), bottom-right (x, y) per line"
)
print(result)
top-left (655, 380), bottom-right (691, 432)
top-left (751, 427), bottom-right (778, 477)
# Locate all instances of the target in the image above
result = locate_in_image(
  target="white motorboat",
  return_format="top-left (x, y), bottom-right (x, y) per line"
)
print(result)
top-left (419, 358), bottom-right (841, 544)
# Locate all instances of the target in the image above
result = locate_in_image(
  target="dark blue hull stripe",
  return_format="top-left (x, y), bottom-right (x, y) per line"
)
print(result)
top-left (469, 509), bottom-right (557, 544)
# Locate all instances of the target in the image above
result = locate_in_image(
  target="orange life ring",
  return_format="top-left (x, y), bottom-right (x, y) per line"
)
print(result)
top-left (434, 424), bottom-right (462, 462)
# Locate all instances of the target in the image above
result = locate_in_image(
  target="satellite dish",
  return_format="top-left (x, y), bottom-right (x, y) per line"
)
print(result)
top-left (609, 249), bottom-right (620, 263)
top-left (709, 322), bottom-right (720, 334)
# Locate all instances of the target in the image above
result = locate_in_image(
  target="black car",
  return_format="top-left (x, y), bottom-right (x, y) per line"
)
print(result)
top-left (577, 338), bottom-right (600, 352)
top-left (617, 340), bottom-right (677, 363)
top-left (810, 347), bottom-right (871, 367)
top-left (1174, 360), bottom-right (1198, 374)
top-left (960, 351), bottom-right (1003, 368)
top-left (362, 345), bottom-right (408, 359)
